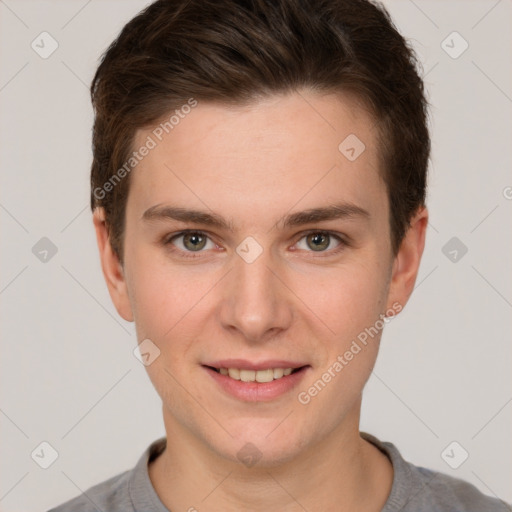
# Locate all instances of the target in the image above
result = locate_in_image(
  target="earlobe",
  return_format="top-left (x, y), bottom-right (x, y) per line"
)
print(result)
top-left (386, 207), bottom-right (428, 312)
top-left (92, 208), bottom-right (134, 322)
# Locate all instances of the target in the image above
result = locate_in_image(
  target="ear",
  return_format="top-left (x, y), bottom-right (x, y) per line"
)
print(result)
top-left (92, 208), bottom-right (134, 322)
top-left (386, 206), bottom-right (428, 311)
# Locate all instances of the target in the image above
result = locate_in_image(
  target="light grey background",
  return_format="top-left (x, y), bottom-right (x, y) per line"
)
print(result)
top-left (1, 1), bottom-right (511, 510)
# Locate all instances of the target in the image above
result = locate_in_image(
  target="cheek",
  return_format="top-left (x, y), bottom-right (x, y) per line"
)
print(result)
top-left (293, 259), bottom-right (390, 343)
top-left (125, 253), bottom-right (213, 410)
top-left (292, 266), bottom-right (389, 431)
top-left (125, 245), bottom-right (212, 340)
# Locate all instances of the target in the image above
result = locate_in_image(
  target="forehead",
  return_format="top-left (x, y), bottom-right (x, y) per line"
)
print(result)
top-left (127, 90), bottom-right (386, 227)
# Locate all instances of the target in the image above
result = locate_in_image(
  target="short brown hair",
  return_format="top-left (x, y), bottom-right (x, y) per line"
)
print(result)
top-left (90, 0), bottom-right (430, 261)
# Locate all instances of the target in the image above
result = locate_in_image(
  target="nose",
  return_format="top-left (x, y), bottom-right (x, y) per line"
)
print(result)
top-left (218, 244), bottom-right (294, 344)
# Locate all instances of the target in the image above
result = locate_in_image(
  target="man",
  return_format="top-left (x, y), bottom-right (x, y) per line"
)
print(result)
top-left (50, 0), bottom-right (510, 510)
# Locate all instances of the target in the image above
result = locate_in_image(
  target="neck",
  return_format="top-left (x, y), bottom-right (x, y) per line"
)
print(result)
top-left (149, 405), bottom-right (393, 512)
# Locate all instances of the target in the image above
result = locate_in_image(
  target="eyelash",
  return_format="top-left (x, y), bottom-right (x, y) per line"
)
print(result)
top-left (163, 229), bottom-right (348, 259)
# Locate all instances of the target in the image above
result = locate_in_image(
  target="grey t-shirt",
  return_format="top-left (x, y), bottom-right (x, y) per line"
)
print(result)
top-left (48, 432), bottom-right (511, 511)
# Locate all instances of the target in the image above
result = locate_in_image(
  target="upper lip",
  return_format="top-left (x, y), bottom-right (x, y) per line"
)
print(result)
top-left (203, 359), bottom-right (309, 371)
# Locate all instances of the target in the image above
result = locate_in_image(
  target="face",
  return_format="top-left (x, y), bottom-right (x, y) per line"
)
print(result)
top-left (95, 90), bottom-right (426, 466)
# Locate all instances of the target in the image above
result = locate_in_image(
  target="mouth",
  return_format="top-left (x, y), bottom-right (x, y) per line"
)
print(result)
top-left (202, 361), bottom-right (310, 402)
top-left (204, 365), bottom-right (306, 383)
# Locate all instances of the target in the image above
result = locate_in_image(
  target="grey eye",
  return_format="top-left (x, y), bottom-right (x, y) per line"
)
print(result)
top-left (168, 232), bottom-right (214, 252)
top-left (306, 232), bottom-right (330, 251)
top-left (182, 232), bottom-right (208, 251)
top-left (295, 232), bottom-right (341, 252)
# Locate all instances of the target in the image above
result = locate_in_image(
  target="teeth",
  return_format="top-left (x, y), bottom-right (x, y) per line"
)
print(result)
top-left (240, 369), bottom-right (256, 382)
top-left (255, 369), bottom-right (274, 383)
top-left (273, 368), bottom-right (284, 379)
top-left (228, 368), bottom-right (240, 380)
top-left (218, 367), bottom-right (298, 382)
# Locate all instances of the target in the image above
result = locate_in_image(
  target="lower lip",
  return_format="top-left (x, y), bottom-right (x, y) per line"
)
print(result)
top-left (203, 366), bottom-right (310, 402)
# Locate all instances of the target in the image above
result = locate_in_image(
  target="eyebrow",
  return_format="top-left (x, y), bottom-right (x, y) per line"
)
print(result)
top-left (280, 203), bottom-right (369, 229)
top-left (142, 205), bottom-right (234, 230)
top-left (141, 203), bottom-right (370, 230)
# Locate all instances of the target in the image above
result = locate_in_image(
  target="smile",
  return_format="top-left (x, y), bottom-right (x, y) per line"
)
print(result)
top-left (211, 367), bottom-right (301, 382)
top-left (203, 364), bottom-right (310, 402)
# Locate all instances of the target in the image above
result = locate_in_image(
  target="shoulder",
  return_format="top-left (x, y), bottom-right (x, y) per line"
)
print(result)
top-left (47, 438), bottom-right (167, 512)
top-left (361, 432), bottom-right (511, 512)
top-left (47, 469), bottom-right (132, 512)
top-left (410, 464), bottom-right (511, 512)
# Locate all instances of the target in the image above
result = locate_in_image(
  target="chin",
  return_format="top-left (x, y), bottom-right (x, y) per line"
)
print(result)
top-left (207, 419), bottom-right (310, 468)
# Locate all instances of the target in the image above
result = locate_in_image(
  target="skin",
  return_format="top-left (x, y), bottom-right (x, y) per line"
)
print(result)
top-left (93, 89), bottom-right (428, 511)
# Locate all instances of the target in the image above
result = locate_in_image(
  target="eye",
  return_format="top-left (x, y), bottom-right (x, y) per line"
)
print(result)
top-left (167, 231), bottom-right (216, 253)
top-left (294, 231), bottom-right (343, 253)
